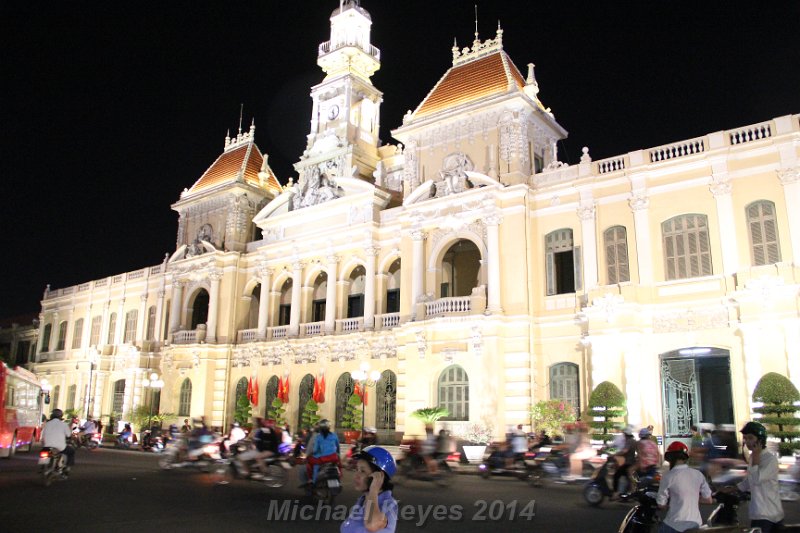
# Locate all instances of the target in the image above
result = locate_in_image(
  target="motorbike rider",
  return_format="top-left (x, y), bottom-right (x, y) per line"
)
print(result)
top-left (656, 441), bottom-right (713, 532)
top-left (510, 424), bottom-right (528, 463)
top-left (730, 421), bottom-right (784, 532)
top-left (42, 409), bottom-right (76, 477)
top-left (250, 418), bottom-right (280, 478)
top-left (79, 417), bottom-right (98, 446)
top-left (635, 427), bottom-right (662, 480)
top-left (341, 446), bottom-right (398, 533)
top-left (223, 421), bottom-right (247, 454)
top-left (611, 425), bottom-right (636, 500)
top-left (118, 423), bottom-right (133, 447)
top-left (306, 419), bottom-right (340, 485)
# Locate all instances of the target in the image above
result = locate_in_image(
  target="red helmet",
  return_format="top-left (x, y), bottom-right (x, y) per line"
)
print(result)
top-left (666, 441), bottom-right (689, 454)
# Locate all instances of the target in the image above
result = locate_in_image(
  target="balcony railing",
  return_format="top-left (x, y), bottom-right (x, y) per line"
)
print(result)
top-left (318, 40), bottom-right (380, 60)
top-left (269, 326), bottom-right (289, 340)
top-left (424, 296), bottom-right (471, 317)
top-left (375, 313), bottom-right (401, 330)
top-left (237, 328), bottom-right (260, 344)
top-left (302, 322), bottom-right (324, 337)
top-left (336, 317), bottom-right (364, 333)
top-left (173, 330), bottom-right (198, 345)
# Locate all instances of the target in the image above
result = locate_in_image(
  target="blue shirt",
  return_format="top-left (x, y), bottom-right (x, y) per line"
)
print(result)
top-left (340, 490), bottom-right (398, 533)
top-left (313, 432), bottom-right (340, 457)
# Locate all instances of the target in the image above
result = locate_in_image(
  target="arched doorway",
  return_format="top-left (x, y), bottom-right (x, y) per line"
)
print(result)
top-left (264, 376), bottom-right (279, 418)
top-left (385, 259), bottom-right (401, 313)
top-left (247, 284), bottom-right (261, 329)
top-left (190, 289), bottom-right (209, 330)
top-left (278, 279), bottom-right (292, 326)
top-left (297, 374), bottom-right (315, 430)
top-left (335, 373), bottom-right (355, 430)
top-left (440, 240), bottom-right (481, 298)
top-left (376, 370), bottom-right (396, 430)
top-left (311, 273), bottom-right (328, 323)
top-left (661, 347), bottom-right (733, 442)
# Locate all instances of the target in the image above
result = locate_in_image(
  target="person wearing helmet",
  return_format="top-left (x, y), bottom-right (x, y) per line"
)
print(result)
top-left (635, 427), bottom-right (662, 480)
top-left (610, 425), bottom-right (636, 500)
top-left (306, 419), bottom-right (340, 485)
top-left (41, 409), bottom-right (76, 477)
top-left (341, 446), bottom-right (398, 533)
top-left (656, 441), bottom-right (712, 532)
top-left (733, 421), bottom-right (784, 532)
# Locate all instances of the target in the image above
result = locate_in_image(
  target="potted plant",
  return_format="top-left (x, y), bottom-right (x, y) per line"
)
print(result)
top-left (461, 423), bottom-right (493, 463)
top-left (267, 397), bottom-right (287, 426)
top-left (340, 393), bottom-right (364, 443)
top-left (410, 406), bottom-right (450, 433)
top-left (301, 398), bottom-right (321, 431)
top-left (530, 399), bottom-right (577, 440)
top-left (234, 393), bottom-right (252, 425)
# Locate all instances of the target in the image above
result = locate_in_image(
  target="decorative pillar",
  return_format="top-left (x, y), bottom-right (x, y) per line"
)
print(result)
top-left (778, 167), bottom-right (800, 264)
top-left (82, 304), bottom-right (93, 350)
top-left (289, 261), bottom-right (304, 336)
top-left (629, 193), bottom-right (653, 285)
top-left (411, 230), bottom-right (426, 320)
top-left (114, 299), bottom-right (125, 345)
top-left (257, 266), bottom-right (273, 339)
top-left (364, 246), bottom-right (379, 329)
top-left (136, 294), bottom-right (148, 344)
top-left (710, 164), bottom-right (738, 275)
top-left (485, 215), bottom-right (503, 313)
top-left (206, 270), bottom-right (223, 343)
top-left (740, 325), bottom-right (762, 416)
top-left (154, 289), bottom-right (165, 343)
top-left (325, 256), bottom-right (339, 334)
top-left (169, 281), bottom-right (184, 334)
top-left (577, 205), bottom-right (598, 290)
top-left (100, 302), bottom-right (110, 347)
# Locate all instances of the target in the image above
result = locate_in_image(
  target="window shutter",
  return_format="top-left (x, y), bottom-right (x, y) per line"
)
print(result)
top-left (747, 201), bottom-right (781, 266)
top-left (573, 245), bottom-right (583, 291)
top-left (545, 250), bottom-right (555, 296)
top-left (604, 229), bottom-right (617, 285)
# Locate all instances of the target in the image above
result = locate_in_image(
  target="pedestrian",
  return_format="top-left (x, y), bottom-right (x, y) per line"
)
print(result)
top-left (181, 418), bottom-right (191, 433)
top-left (340, 446), bottom-right (398, 533)
top-left (735, 421), bottom-right (784, 532)
top-left (656, 441), bottom-right (712, 532)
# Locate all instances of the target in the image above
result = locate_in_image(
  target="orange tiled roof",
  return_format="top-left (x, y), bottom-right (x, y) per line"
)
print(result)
top-left (188, 141), bottom-right (281, 195)
top-left (413, 51), bottom-right (526, 119)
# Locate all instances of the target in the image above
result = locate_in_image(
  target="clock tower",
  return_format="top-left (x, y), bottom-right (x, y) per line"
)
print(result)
top-left (294, 0), bottom-right (383, 204)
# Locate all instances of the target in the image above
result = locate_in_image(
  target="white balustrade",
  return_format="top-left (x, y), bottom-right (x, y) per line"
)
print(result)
top-left (127, 269), bottom-right (145, 280)
top-left (424, 296), bottom-right (471, 317)
top-left (150, 265), bottom-right (162, 275)
top-left (237, 328), bottom-right (259, 344)
top-left (729, 122), bottom-right (772, 145)
top-left (269, 326), bottom-right (289, 340)
top-left (78, 283), bottom-right (90, 292)
top-left (94, 279), bottom-right (107, 288)
top-left (302, 322), bottom-right (324, 337)
top-left (173, 330), bottom-right (197, 344)
top-left (596, 156), bottom-right (626, 174)
top-left (376, 313), bottom-right (401, 329)
top-left (649, 137), bottom-right (705, 162)
top-left (337, 317), bottom-right (364, 333)
top-left (111, 275), bottom-right (123, 284)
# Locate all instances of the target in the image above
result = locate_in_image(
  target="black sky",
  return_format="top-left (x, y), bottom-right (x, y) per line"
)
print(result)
top-left (1, 1), bottom-right (798, 318)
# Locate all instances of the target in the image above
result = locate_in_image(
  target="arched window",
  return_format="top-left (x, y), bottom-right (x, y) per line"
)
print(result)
top-left (440, 240), bottom-right (481, 298)
top-left (545, 229), bottom-right (581, 295)
top-left (297, 374), bottom-right (315, 430)
top-left (746, 200), bottom-right (781, 266)
top-left (264, 376), bottom-right (279, 418)
top-left (124, 310), bottom-right (138, 343)
top-left (278, 279), bottom-right (292, 326)
top-left (112, 379), bottom-right (126, 415)
top-left (603, 226), bottom-right (630, 284)
top-left (107, 313), bottom-right (117, 345)
top-left (72, 318), bottom-right (84, 349)
top-left (235, 377), bottom-right (248, 403)
top-left (335, 373), bottom-right (355, 430)
top-left (247, 284), bottom-right (261, 329)
top-left (550, 363), bottom-right (580, 417)
top-left (311, 273), bottom-right (328, 323)
top-left (662, 214), bottom-right (712, 280)
top-left (438, 365), bottom-right (469, 421)
top-left (56, 321), bottom-right (68, 351)
top-left (66, 384), bottom-right (77, 411)
top-left (51, 385), bottom-right (60, 409)
top-left (178, 379), bottom-right (192, 416)
top-left (40, 324), bottom-right (52, 353)
top-left (146, 306), bottom-right (157, 341)
top-left (385, 259), bottom-right (401, 314)
top-left (376, 370), bottom-right (396, 430)
top-left (90, 316), bottom-right (102, 347)
top-left (191, 290), bottom-right (209, 330)
top-left (347, 266), bottom-right (366, 318)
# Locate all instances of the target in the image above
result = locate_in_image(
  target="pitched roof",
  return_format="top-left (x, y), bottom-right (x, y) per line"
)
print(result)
top-left (187, 134), bottom-right (282, 196)
top-left (412, 50), bottom-right (526, 120)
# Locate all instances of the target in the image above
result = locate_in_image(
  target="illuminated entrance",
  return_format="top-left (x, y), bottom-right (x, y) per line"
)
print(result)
top-left (661, 347), bottom-right (734, 438)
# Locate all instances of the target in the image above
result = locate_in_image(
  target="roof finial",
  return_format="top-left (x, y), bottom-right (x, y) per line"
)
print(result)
top-left (238, 103), bottom-right (244, 135)
top-left (474, 4), bottom-right (480, 42)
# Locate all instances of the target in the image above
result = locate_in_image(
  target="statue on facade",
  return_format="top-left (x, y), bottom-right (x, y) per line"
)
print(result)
top-left (433, 152), bottom-right (474, 197)
top-left (291, 164), bottom-right (342, 209)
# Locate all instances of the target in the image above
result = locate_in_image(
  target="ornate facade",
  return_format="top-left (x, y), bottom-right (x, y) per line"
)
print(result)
top-left (30, 2), bottom-right (799, 447)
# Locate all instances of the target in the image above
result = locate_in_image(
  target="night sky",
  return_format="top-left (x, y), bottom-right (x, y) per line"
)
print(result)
top-left (2, 1), bottom-right (798, 319)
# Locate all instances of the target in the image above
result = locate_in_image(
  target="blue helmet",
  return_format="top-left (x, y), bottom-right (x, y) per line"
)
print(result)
top-left (354, 445), bottom-right (397, 478)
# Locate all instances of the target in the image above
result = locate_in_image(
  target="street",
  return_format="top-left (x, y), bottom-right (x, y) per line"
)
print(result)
top-left (1, 447), bottom-right (798, 532)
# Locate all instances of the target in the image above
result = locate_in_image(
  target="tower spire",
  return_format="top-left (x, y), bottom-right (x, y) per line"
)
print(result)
top-left (474, 4), bottom-right (479, 42)
top-left (238, 103), bottom-right (244, 135)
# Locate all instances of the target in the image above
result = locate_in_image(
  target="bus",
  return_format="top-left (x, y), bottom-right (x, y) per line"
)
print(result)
top-left (0, 362), bottom-right (44, 457)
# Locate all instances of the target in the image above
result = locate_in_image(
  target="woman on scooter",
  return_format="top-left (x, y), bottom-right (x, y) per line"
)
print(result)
top-left (341, 446), bottom-right (398, 533)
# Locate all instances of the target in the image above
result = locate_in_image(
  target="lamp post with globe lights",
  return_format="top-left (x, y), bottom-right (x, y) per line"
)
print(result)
top-left (351, 362), bottom-right (381, 442)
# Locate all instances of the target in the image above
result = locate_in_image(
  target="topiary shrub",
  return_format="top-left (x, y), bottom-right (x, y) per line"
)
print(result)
top-left (340, 393), bottom-right (364, 431)
top-left (267, 398), bottom-right (287, 426)
top-left (301, 398), bottom-right (321, 430)
top-left (234, 393), bottom-right (252, 425)
top-left (587, 381), bottom-right (627, 443)
top-left (752, 372), bottom-right (800, 455)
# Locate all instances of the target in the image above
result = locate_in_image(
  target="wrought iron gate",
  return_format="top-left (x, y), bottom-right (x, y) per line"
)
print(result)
top-left (661, 358), bottom-right (699, 437)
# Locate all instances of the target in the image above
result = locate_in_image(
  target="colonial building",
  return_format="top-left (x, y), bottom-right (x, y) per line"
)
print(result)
top-left (30, 1), bottom-right (799, 447)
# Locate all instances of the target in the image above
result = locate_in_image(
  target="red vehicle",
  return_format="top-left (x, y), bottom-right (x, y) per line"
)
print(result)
top-left (0, 363), bottom-right (44, 458)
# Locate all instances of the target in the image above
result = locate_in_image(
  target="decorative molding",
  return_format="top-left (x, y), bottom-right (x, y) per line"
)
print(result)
top-left (410, 230), bottom-right (428, 241)
top-left (415, 328), bottom-right (427, 359)
top-left (262, 226), bottom-right (285, 243)
top-left (777, 166), bottom-right (799, 185)
top-left (577, 204), bottom-right (596, 221)
top-left (628, 193), bottom-right (650, 212)
top-left (652, 307), bottom-right (729, 333)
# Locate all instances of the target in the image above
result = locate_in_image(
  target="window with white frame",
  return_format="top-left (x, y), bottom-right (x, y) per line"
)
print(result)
top-left (124, 310), bottom-right (138, 343)
top-left (146, 306), bottom-right (157, 341)
top-left (178, 379), bottom-right (192, 416)
top-left (438, 365), bottom-right (469, 421)
top-left (603, 226), bottom-right (630, 284)
top-left (90, 316), bottom-right (102, 347)
top-left (545, 229), bottom-right (582, 295)
top-left (550, 363), bottom-right (580, 417)
top-left (662, 214), bottom-right (712, 280)
top-left (72, 319), bottom-right (84, 349)
top-left (746, 200), bottom-right (781, 266)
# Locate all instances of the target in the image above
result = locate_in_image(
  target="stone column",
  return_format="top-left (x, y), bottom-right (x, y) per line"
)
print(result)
top-left (778, 167), bottom-right (800, 264)
top-left (100, 302), bottom-right (110, 347)
top-left (629, 193), bottom-right (653, 285)
top-left (710, 165), bottom-right (738, 275)
top-left (364, 246), bottom-right (379, 329)
top-left (82, 304), bottom-right (93, 350)
top-left (64, 307), bottom-right (75, 352)
top-left (289, 261), bottom-right (304, 336)
top-left (325, 256), bottom-right (338, 334)
top-left (154, 289), bottom-right (165, 342)
top-left (206, 270), bottom-right (223, 343)
top-left (169, 281), bottom-right (184, 335)
top-left (136, 294), bottom-right (148, 344)
top-left (577, 205), bottom-right (598, 290)
top-left (485, 215), bottom-right (503, 313)
top-left (257, 266), bottom-right (273, 340)
top-left (411, 230), bottom-right (426, 320)
top-left (114, 299), bottom-right (125, 345)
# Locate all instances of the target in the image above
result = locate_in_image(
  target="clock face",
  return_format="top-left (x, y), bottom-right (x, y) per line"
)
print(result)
top-left (328, 104), bottom-right (339, 120)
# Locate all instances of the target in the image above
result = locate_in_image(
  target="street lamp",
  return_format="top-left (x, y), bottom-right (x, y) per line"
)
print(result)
top-left (351, 362), bottom-right (381, 442)
top-left (142, 372), bottom-right (164, 431)
top-left (76, 349), bottom-right (98, 420)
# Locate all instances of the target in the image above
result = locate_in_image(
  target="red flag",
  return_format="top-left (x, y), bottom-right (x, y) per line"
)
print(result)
top-left (317, 375), bottom-right (326, 404)
top-left (252, 376), bottom-right (259, 405)
top-left (284, 376), bottom-right (290, 402)
top-left (277, 377), bottom-right (284, 403)
top-left (363, 387), bottom-right (368, 407)
top-left (247, 377), bottom-right (253, 403)
top-left (312, 377), bottom-right (321, 403)
top-left (353, 382), bottom-right (363, 402)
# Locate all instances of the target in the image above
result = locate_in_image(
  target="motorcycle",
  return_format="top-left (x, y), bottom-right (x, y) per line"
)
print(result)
top-left (478, 449), bottom-right (534, 481)
top-left (39, 447), bottom-right (68, 486)
top-left (394, 446), bottom-right (454, 487)
top-left (158, 434), bottom-right (226, 474)
top-left (779, 453), bottom-right (800, 502)
top-left (226, 440), bottom-right (293, 488)
top-left (141, 430), bottom-right (165, 453)
top-left (307, 462), bottom-right (342, 504)
top-left (116, 431), bottom-right (136, 449)
top-left (584, 457), bottom-right (660, 506)
top-left (617, 486), bottom-right (660, 533)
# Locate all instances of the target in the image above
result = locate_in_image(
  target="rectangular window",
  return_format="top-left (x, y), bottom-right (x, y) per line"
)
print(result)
top-left (747, 201), bottom-right (781, 266)
top-left (72, 319), bottom-right (84, 349)
top-left (347, 294), bottom-right (364, 318)
top-left (312, 299), bottom-right (326, 323)
top-left (107, 313), bottom-right (117, 345)
top-left (604, 226), bottom-right (630, 284)
top-left (662, 214), bottom-right (712, 280)
top-left (146, 306), bottom-right (157, 341)
top-left (545, 229), bottom-right (579, 295)
top-left (278, 304), bottom-right (291, 326)
top-left (385, 289), bottom-right (400, 313)
top-left (124, 310), bottom-right (138, 343)
top-left (56, 321), bottom-right (68, 351)
top-left (90, 316), bottom-right (102, 347)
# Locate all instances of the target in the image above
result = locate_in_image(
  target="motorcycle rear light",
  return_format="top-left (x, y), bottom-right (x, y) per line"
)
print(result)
top-left (39, 450), bottom-right (50, 458)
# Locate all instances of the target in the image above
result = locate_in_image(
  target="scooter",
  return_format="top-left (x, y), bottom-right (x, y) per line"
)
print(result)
top-left (478, 453), bottom-right (533, 481)
top-left (158, 434), bottom-right (226, 472)
top-left (394, 449), bottom-right (454, 487)
top-left (39, 447), bottom-right (68, 486)
top-left (305, 462), bottom-right (342, 504)
top-left (226, 441), bottom-right (293, 487)
top-left (585, 458), bottom-right (660, 506)
top-left (617, 486), bottom-right (660, 533)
